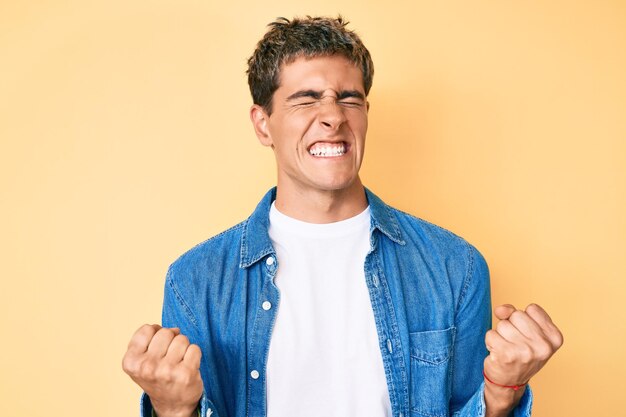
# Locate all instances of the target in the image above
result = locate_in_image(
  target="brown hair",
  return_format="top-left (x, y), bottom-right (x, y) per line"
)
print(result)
top-left (246, 16), bottom-right (374, 114)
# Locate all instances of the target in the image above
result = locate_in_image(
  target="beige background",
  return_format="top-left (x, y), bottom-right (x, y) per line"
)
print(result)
top-left (1, 1), bottom-right (624, 416)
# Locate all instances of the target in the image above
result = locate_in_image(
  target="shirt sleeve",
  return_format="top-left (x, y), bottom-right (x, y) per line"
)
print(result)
top-left (139, 266), bottom-right (217, 417)
top-left (449, 245), bottom-right (534, 416)
top-left (141, 391), bottom-right (212, 417)
top-left (146, 400), bottom-right (203, 417)
top-left (452, 382), bottom-right (533, 417)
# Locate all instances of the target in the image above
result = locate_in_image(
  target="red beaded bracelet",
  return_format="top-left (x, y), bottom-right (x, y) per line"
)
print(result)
top-left (482, 370), bottom-right (527, 391)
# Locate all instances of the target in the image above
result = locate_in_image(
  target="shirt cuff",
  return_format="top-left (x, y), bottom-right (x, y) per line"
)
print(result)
top-left (141, 392), bottom-right (207, 417)
top-left (454, 382), bottom-right (534, 417)
top-left (150, 410), bottom-right (201, 417)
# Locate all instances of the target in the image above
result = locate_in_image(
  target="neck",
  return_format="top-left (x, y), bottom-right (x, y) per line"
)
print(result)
top-left (274, 180), bottom-right (368, 224)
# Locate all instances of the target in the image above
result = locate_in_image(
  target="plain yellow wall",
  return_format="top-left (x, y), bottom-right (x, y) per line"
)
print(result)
top-left (1, 1), bottom-right (624, 416)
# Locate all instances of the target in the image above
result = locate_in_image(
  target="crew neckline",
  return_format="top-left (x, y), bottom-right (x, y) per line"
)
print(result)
top-left (269, 202), bottom-right (371, 239)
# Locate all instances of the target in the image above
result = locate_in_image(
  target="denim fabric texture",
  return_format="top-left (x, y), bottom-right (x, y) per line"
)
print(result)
top-left (140, 187), bottom-right (532, 417)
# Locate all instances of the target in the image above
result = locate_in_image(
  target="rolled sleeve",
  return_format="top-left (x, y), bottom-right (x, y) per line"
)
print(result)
top-left (452, 382), bottom-right (533, 417)
top-left (141, 392), bottom-right (211, 417)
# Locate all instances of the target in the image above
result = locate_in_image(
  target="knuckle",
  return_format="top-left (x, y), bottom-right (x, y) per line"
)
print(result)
top-left (557, 335), bottom-right (564, 348)
top-left (159, 328), bottom-right (177, 338)
top-left (138, 323), bottom-right (157, 336)
top-left (129, 324), bottom-right (157, 346)
top-left (496, 320), bottom-right (509, 333)
top-left (518, 345), bottom-right (533, 364)
top-left (536, 343), bottom-right (553, 361)
top-left (138, 359), bottom-right (158, 380)
top-left (526, 303), bottom-right (539, 312)
top-left (175, 334), bottom-right (190, 346)
top-left (186, 344), bottom-right (202, 363)
top-left (122, 355), bottom-right (139, 375)
top-left (553, 328), bottom-right (565, 348)
top-left (510, 310), bottom-right (525, 321)
top-left (526, 303), bottom-right (548, 319)
top-left (189, 343), bottom-right (201, 355)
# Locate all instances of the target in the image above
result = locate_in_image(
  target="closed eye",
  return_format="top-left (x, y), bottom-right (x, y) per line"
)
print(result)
top-left (292, 100), bottom-right (317, 107)
top-left (338, 100), bottom-right (364, 107)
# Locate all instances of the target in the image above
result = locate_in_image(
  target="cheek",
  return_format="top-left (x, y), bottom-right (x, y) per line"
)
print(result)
top-left (268, 118), bottom-right (300, 149)
top-left (351, 113), bottom-right (368, 137)
top-left (297, 117), bottom-right (320, 146)
top-left (361, 118), bottom-right (368, 135)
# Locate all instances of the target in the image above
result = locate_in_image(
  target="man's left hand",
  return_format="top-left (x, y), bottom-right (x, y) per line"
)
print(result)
top-left (483, 303), bottom-right (564, 414)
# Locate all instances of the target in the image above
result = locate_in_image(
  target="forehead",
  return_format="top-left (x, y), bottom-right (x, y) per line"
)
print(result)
top-left (276, 55), bottom-right (365, 95)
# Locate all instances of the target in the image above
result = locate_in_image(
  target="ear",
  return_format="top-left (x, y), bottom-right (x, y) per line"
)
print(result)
top-left (250, 105), bottom-right (273, 147)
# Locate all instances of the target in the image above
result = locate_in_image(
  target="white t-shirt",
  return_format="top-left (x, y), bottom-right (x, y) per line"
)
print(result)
top-left (266, 203), bottom-right (392, 417)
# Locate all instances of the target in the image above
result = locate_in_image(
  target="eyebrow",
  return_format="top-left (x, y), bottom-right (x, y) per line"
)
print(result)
top-left (286, 89), bottom-right (365, 101)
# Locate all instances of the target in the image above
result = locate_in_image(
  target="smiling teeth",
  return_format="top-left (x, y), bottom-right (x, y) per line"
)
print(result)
top-left (309, 144), bottom-right (346, 157)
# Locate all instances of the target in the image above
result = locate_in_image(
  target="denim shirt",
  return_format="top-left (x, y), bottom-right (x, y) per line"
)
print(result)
top-left (140, 188), bottom-right (532, 417)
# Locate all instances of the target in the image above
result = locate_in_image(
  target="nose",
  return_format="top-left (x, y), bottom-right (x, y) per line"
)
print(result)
top-left (318, 99), bottom-right (347, 130)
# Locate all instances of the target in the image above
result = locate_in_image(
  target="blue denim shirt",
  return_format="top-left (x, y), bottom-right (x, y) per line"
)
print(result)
top-left (140, 187), bottom-right (532, 417)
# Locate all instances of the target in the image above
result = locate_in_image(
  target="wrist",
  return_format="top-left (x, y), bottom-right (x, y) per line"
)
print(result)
top-left (151, 400), bottom-right (199, 417)
top-left (483, 380), bottom-right (525, 417)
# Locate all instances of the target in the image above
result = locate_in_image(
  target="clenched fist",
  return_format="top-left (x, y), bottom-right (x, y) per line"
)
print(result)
top-left (122, 325), bottom-right (203, 417)
top-left (483, 304), bottom-right (563, 414)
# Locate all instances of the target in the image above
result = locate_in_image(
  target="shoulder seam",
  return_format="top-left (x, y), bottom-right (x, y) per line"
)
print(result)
top-left (456, 241), bottom-right (476, 316)
top-left (388, 206), bottom-right (467, 243)
top-left (165, 267), bottom-right (200, 329)
top-left (187, 221), bottom-right (246, 251)
top-left (172, 220), bottom-right (247, 265)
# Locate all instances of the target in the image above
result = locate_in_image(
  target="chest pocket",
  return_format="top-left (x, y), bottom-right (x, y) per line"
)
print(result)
top-left (409, 327), bottom-right (456, 417)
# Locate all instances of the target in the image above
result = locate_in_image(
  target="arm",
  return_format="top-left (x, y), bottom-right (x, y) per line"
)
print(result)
top-left (483, 304), bottom-right (564, 416)
top-left (123, 324), bottom-right (203, 417)
top-left (449, 246), bottom-right (532, 417)
top-left (123, 268), bottom-right (207, 417)
top-left (450, 246), bottom-right (563, 417)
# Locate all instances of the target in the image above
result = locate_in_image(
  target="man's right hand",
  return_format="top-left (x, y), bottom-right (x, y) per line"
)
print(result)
top-left (122, 324), bottom-right (203, 417)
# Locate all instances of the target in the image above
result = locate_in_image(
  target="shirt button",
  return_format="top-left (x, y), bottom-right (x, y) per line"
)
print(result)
top-left (266, 257), bottom-right (275, 266)
top-left (262, 301), bottom-right (272, 310)
top-left (387, 339), bottom-right (393, 353)
top-left (250, 370), bottom-right (260, 379)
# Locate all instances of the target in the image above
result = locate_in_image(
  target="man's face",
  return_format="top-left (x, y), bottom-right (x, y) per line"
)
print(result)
top-left (251, 55), bottom-right (369, 196)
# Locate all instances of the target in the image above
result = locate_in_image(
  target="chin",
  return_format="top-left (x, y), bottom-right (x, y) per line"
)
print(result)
top-left (313, 176), bottom-right (360, 193)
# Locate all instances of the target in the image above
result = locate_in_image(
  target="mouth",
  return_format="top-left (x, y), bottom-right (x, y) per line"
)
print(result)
top-left (308, 141), bottom-right (348, 158)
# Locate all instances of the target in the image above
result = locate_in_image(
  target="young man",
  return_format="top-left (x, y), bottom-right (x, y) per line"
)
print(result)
top-left (122, 17), bottom-right (563, 417)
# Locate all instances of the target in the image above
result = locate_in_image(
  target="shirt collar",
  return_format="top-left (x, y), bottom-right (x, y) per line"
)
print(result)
top-left (239, 187), bottom-right (405, 268)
